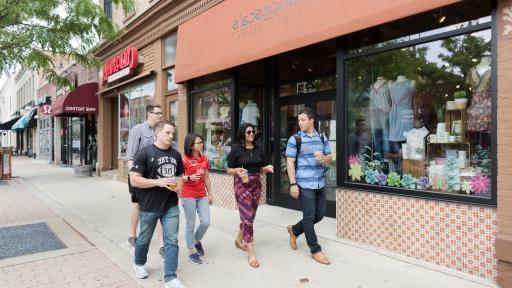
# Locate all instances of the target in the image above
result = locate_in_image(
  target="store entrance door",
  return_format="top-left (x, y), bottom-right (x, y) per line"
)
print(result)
top-left (273, 90), bottom-right (337, 217)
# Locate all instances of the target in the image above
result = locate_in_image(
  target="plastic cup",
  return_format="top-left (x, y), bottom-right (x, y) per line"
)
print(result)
top-left (240, 170), bottom-right (249, 183)
top-left (168, 176), bottom-right (178, 191)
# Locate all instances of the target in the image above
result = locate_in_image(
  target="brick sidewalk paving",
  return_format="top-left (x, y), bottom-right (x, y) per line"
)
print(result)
top-left (0, 180), bottom-right (139, 288)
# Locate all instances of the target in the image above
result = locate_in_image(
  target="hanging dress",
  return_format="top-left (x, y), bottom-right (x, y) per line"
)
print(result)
top-left (467, 67), bottom-right (491, 132)
top-left (388, 80), bottom-right (414, 141)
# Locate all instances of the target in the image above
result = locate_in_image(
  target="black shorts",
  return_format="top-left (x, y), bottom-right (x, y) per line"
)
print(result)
top-left (128, 176), bottom-right (139, 204)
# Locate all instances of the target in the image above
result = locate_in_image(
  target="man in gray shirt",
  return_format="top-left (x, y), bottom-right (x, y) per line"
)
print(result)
top-left (127, 104), bottom-right (165, 258)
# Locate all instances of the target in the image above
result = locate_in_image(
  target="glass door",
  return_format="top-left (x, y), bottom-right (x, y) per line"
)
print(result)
top-left (273, 91), bottom-right (336, 217)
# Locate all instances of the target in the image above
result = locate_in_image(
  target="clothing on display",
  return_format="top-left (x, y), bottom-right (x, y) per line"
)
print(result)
top-left (241, 100), bottom-right (260, 125)
top-left (388, 77), bottom-right (414, 141)
top-left (369, 77), bottom-right (391, 157)
top-left (467, 57), bottom-right (491, 132)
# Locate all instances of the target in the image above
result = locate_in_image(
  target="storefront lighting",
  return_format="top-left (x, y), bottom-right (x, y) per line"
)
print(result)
top-left (438, 15), bottom-right (446, 24)
top-left (472, 58), bottom-right (478, 62)
top-left (307, 68), bottom-right (313, 72)
top-left (444, 93), bottom-right (449, 97)
top-left (417, 67), bottom-right (422, 71)
top-left (456, 85), bottom-right (460, 89)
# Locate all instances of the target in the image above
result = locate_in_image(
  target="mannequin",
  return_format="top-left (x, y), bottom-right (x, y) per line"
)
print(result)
top-left (241, 99), bottom-right (260, 125)
top-left (467, 56), bottom-right (491, 133)
top-left (369, 76), bottom-right (391, 158)
top-left (388, 75), bottom-right (415, 170)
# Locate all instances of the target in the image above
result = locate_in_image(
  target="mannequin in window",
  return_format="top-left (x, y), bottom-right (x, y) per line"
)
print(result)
top-left (206, 97), bottom-right (219, 151)
top-left (369, 76), bottom-right (391, 159)
top-left (241, 100), bottom-right (260, 125)
top-left (388, 75), bottom-right (415, 170)
top-left (467, 56), bottom-right (491, 134)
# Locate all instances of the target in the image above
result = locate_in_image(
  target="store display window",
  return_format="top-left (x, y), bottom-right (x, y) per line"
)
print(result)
top-left (343, 3), bottom-right (494, 201)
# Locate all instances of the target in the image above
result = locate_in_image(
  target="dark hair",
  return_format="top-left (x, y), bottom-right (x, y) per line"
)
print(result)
top-left (184, 133), bottom-right (204, 157)
top-left (146, 104), bottom-right (161, 116)
top-left (236, 123), bottom-right (256, 147)
top-left (154, 120), bottom-right (173, 133)
top-left (355, 119), bottom-right (365, 125)
top-left (298, 107), bottom-right (314, 120)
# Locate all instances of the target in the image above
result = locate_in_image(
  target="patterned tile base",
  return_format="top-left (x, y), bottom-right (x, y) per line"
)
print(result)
top-left (336, 189), bottom-right (497, 281)
top-left (210, 173), bottom-right (267, 210)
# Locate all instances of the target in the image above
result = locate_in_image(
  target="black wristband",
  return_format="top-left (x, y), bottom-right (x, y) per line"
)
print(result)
top-left (187, 176), bottom-right (190, 181)
top-left (290, 183), bottom-right (297, 187)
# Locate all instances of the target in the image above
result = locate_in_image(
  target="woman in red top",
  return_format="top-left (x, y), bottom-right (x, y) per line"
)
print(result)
top-left (181, 133), bottom-right (212, 265)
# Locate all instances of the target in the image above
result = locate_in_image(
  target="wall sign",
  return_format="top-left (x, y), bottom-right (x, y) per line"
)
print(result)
top-left (41, 104), bottom-right (52, 115)
top-left (102, 47), bottom-right (139, 84)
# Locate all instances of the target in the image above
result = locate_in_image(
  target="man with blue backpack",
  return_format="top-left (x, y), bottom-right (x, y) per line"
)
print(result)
top-left (285, 107), bottom-right (332, 265)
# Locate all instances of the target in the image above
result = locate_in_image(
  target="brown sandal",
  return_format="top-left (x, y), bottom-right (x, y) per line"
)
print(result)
top-left (248, 257), bottom-right (259, 268)
top-left (235, 239), bottom-right (248, 251)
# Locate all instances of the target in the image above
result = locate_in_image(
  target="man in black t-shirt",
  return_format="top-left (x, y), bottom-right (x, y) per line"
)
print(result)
top-left (130, 121), bottom-right (186, 288)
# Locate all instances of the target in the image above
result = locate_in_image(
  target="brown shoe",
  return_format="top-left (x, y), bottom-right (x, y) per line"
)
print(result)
top-left (311, 252), bottom-right (331, 265)
top-left (287, 225), bottom-right (297, 250)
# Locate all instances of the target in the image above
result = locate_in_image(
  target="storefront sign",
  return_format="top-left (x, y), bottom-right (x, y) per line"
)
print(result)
top-left (41, 104), bottom-right (52, 115)
top-left (175, 0), bottom-right (459, 82)
top-left (64, 106), bottom-right (96, 113)
top-left (102, 47), bottom-right (138, 84)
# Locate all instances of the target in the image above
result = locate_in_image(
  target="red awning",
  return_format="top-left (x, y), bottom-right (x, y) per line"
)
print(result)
top-left (52, 82), bottom-right (99, 117)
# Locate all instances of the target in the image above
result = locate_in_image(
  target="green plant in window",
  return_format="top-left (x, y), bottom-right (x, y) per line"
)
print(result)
top-left (400, 174), bottom-right (416, 189)
top-left (362, 146), bottom-right (383, 172)
top-left (387, 172), bottom-right (401, 187)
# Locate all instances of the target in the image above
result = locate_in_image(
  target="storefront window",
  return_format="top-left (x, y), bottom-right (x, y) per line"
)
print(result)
top-left (166, 68), bottom-right (177, 91)
top-left (169, 101), bottom-right (178, 146)
top-left (163, 33), bottom-right (177, 67)
top-left (345, 29), bottom-right (492, 199)
top-left (192, 83), bottom-right (232, 170)
top-left (119, 81), bottom-right (155, 156)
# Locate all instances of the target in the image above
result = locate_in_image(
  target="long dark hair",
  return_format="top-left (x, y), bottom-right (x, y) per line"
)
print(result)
top-left (184, 133), bottom-right (204, 157)
top-left (236, 123), bottom-right (256, 147)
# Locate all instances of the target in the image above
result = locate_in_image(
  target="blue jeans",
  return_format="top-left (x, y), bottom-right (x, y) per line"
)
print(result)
top-left (134, 205), bottom-right (179, 282)
top-left (292, 186), bottom-right (326, 254)
top-left (181, 197), bottom-right (210, 250)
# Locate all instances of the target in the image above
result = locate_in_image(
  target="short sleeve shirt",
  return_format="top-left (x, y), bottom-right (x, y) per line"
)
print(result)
top-left (285, 130), bottom-right (331, 189)
top-left (131, 144), bottom-right (184, 212)
top-left (182, 155), bottom-right (210, 198)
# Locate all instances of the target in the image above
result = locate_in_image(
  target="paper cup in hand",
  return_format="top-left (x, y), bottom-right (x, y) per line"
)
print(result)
top-left (314, 151), bottom-right (323, 162)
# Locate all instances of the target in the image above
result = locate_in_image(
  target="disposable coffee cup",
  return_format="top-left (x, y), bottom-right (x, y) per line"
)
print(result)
top-left (240, 170), bottom-right (249, 183)
top-left (314, 151), bottom-right (323, 162)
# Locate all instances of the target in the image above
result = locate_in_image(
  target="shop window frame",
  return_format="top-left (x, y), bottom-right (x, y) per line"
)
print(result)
top-left (337, 4), bottom-right (497, 207)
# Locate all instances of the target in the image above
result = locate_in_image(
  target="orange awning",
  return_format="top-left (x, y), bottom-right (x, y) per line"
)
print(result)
top-left (175, 0), bottom-right (459, 83)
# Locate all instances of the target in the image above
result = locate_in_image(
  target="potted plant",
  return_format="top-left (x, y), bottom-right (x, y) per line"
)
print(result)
top-left (453, 90), bottom-right (468, 109)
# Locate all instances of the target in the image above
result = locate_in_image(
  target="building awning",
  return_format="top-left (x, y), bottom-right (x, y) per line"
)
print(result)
top-left (52, 82), bottom-right (99, 117)
top-left (0, 116), bottom-right (22, 131)
top-left (11, 109), bottom-right (36, 131)
top-left (175, 0), bottom-right (459, 83)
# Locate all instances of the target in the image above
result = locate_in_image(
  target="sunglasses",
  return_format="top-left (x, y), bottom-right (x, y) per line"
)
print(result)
top-left (246, 130), bottom-right (255, 135)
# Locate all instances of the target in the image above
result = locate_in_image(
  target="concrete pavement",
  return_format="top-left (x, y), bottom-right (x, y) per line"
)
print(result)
top-left (7, 157), bottom-right (498, 288)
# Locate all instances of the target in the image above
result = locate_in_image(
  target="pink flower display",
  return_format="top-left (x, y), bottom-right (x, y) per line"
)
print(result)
top-left (470, 175), bottom-right (490, 194)
top-left (348, 155), bottom-right (361, 166)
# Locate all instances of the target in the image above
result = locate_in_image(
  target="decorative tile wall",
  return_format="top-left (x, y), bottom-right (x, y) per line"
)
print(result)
top-left (210, 173), bottom-right (267, 210)
top-left (336, 189), bottom-right (497, 281)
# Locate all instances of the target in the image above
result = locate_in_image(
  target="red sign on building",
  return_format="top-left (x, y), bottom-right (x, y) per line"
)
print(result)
top-left (41, 104), bottom-right (52, 115)
top-left (102, 47), bottom-right (138, 84)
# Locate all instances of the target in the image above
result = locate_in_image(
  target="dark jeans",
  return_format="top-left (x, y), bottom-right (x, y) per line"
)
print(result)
top-left (292, 186), bottom-right (326, 254)
top-left (134, 205), bottom-right (179, 282)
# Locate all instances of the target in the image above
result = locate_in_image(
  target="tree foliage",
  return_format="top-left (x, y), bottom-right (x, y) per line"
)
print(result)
top-left (0, 0), bottom-right (133, 87)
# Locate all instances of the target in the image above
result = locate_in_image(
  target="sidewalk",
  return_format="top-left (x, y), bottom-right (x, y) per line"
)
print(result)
top-left (8, 157), bottom-right (497, 288)
top-left (0, 174), bottom-right (137, 288)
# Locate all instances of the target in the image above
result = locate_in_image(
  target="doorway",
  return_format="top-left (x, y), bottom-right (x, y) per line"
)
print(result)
top-left (273, 90), bottom-right (337, 217)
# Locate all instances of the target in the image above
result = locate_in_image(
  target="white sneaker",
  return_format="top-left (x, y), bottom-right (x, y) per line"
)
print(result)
top-left (164, 278), bottom-right (187, 288)
top-left (133, 264), bottom-right (149, 279)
